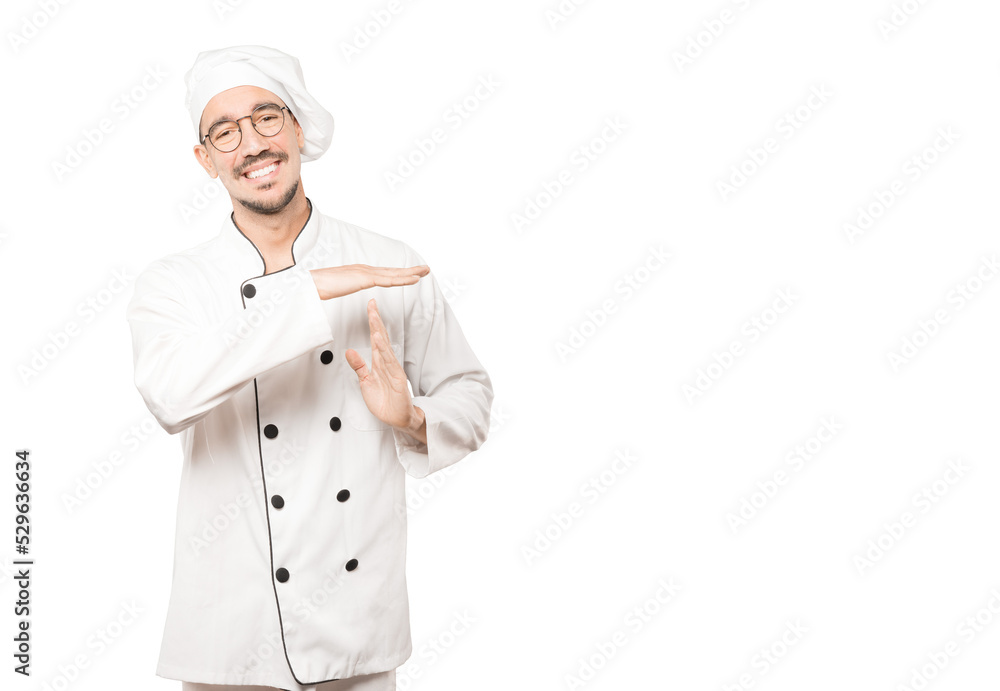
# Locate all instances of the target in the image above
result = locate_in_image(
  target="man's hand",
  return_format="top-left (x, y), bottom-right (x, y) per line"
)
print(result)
top-left (310, 264), bottom-right (429, 300)
top-left (345, 298), bottom-right (428, 444)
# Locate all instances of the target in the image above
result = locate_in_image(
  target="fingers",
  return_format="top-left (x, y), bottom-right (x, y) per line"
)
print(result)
top-left (368, 298), bottom-right (390, 350)
top-left (344, 347), bottom-right (367, 377)
top-left (364, 264), bottom-right (430, 287)
top-left (367, 298), bottom-right (404, 376)
top-left (370, 327), bottom-right (386, 375)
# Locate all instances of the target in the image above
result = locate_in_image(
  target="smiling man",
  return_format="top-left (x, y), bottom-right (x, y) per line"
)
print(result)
top-left (125, 45), bottom-right (494, 691)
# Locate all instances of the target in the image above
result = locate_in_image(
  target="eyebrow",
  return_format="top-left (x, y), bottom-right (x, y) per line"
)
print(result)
top-left (205, 101), bottom-right (277, 131)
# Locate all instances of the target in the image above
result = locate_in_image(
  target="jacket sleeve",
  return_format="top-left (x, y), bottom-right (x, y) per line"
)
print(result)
top-left (126, 259), bottom-right (335, 435)
top-left (392, 244), bottom-right (494, 478)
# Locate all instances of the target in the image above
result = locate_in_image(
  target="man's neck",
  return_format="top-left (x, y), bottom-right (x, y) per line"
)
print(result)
top-left (231, 188), bottom-right (311, 274)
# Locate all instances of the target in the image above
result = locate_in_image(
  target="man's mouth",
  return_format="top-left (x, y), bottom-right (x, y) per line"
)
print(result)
top-left (242, 160), bottom-right (280, 181)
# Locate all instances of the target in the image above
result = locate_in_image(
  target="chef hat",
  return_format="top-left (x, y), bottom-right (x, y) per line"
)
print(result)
top-left (184, 45), bottom-right (334, 161)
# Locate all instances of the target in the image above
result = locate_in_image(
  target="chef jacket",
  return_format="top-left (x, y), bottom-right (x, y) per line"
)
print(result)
top-left (125, 198), bottom-right (493, 688)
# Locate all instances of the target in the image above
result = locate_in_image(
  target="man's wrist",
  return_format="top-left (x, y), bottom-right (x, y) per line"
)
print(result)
top-left (404, 405), bottom-right (427, 444)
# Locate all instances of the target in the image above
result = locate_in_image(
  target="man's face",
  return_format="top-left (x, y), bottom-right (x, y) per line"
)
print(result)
top-left (193, 85), bottom-right (306, 215)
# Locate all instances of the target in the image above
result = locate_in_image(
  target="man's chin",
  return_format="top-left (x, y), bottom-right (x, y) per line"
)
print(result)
top-left (236, 179), bottom-right (299, 215)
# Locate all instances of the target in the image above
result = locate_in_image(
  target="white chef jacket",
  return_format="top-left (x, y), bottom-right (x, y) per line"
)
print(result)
top-left (125, 198), bottom-right (493, 688)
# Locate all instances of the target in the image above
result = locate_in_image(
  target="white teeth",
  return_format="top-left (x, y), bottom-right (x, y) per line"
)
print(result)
top-left (246, 162), bottom-right (278, 179)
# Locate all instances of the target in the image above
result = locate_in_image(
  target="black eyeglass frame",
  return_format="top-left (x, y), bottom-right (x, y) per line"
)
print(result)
top-left (199, 104), bottom-right (294, 152)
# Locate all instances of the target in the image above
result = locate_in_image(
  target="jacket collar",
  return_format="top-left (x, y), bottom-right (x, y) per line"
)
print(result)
top-left (220, 197), bottom-right (319, 274)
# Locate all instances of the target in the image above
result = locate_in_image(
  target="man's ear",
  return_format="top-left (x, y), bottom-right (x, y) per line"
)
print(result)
top-left (293, 116), bottom-right (305, 150)
top-left (193, 144), bottom-right (219, 179)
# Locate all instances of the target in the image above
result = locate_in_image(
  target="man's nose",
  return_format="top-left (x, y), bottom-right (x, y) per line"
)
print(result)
top-left (238, 122), bottom-right (270, 157)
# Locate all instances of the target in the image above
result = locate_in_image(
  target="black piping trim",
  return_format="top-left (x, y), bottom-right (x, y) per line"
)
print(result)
top-left (238, 197), bottom-right (344, 685)
top-left (233, 196), bottom-right (314, 282)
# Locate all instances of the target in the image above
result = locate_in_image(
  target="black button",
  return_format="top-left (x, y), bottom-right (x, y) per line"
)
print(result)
top-left (243, 284), bottom-right (256, 298)
top-left (345, 559), bottom-right (358, 572)
top-left (320, 350), bottom-right (333, 364)
top-left (275, 567), bottom-right (289, 582)
top-left (330, 417), bottom-right (341, 431)
top-left (337, 489), bottom-right (350, 502)
top-left (264, 424), bottom-right (278, 439)
top-left (271, 495), bottom-right (284, 509)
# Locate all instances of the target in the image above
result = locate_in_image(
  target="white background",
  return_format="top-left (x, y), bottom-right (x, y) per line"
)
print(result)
top-left (2, 0), bottom-right (1000, 689)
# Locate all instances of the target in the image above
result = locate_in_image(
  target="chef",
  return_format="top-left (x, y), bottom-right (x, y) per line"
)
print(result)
top-left (125, 45), bottom-right (494, 691)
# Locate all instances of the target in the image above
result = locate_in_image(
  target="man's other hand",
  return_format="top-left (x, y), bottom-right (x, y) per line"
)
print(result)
top-left (310, 264), bottom-right (429, 300)
top-left (345, 298), bottom-right (428, 443)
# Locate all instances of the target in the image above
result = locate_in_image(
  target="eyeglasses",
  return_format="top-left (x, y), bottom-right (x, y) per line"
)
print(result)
top-left (200, 103), bottom-right (292, 153)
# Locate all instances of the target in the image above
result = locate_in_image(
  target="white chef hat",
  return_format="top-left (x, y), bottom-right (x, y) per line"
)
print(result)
top-left (184, 44), bottom-right (334, 161)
